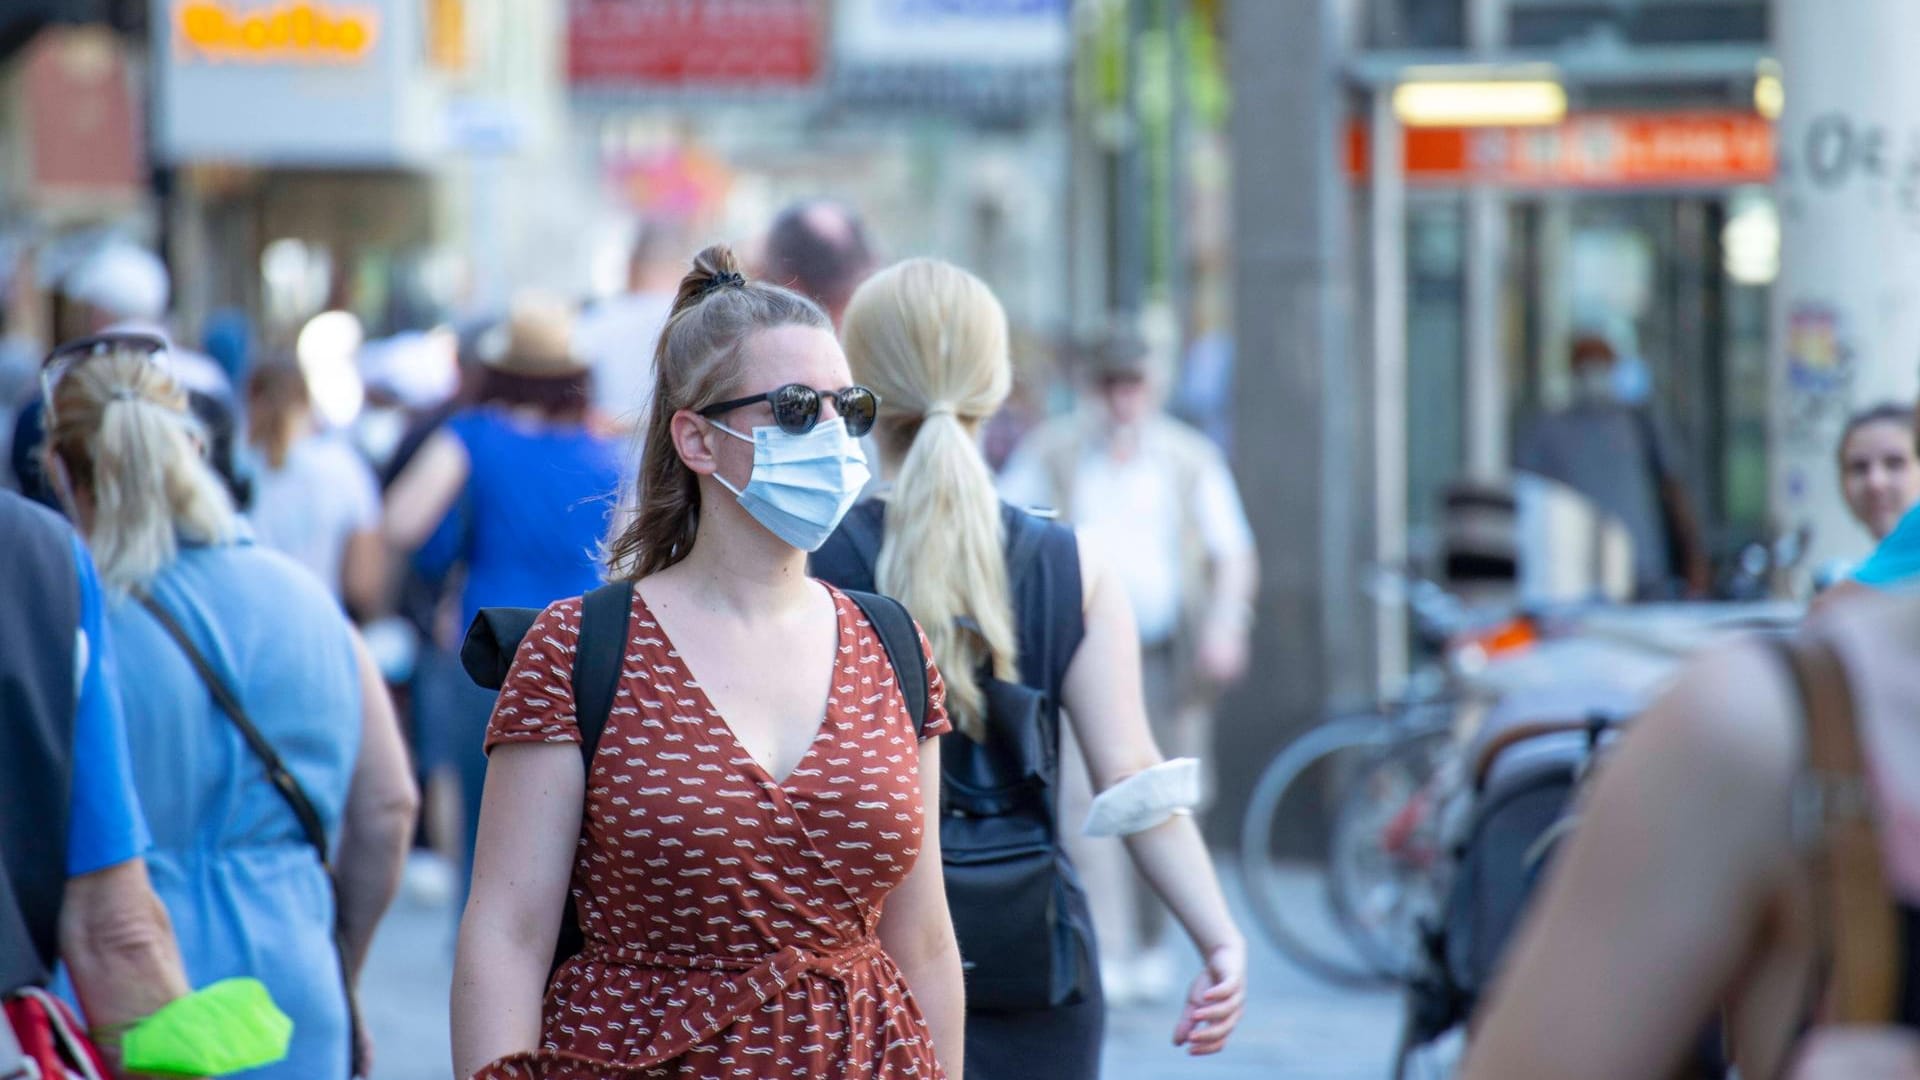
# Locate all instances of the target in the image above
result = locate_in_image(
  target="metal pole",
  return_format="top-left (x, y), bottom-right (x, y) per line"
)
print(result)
top-left (1164, 0), bottom-right (1190, 340)
top-left (1463, 0), bottom-right (1509, 479)
top-left (1370, 89), bottom-right (1409, 694)
top-left (1114, 0), bottom-right (1148, 316)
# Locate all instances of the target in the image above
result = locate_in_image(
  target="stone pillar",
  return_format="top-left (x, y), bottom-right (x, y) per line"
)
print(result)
top-left (1772, 1), bottom-right (1920, 567)
top-left (1217, 0), bottom-right (1362, 843)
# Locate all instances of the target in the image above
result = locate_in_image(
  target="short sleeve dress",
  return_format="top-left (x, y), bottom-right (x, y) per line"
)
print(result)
top-left (474, 584), bottom-right (953, 1080)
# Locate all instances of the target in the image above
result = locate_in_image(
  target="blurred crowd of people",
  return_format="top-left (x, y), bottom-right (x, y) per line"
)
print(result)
top-left (2, 199), bottom-right (1260, 1080)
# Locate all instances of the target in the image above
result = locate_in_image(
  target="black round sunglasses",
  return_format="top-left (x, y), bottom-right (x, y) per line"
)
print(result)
top-left (697, 383), bottom-right (879, 437)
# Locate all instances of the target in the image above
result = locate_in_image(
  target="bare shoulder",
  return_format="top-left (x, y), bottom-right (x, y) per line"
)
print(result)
top-left (1642, 639), bottom-right (1801, 781)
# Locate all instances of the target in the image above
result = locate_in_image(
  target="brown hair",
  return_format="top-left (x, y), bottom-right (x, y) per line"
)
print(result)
top-left (1838, 401), bottom-right (1919, 469)
top-left (603, 243), bottom-right (831, 580)
top-left (245, 360), bottom-right (311, 470)
top-left (474, 367), bottom-right (591, 422)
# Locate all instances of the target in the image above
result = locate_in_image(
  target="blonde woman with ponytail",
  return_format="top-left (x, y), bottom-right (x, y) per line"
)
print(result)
top-left (815, 259), bottom-right (1246, 1078)
top-left (41, 334), bottom-right (417, 1079)
top-left (453, 246), bottom-right (965, 1080)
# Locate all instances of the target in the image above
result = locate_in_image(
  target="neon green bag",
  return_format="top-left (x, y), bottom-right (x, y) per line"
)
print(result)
top-left (120, 978), bottom-right (293, 1076)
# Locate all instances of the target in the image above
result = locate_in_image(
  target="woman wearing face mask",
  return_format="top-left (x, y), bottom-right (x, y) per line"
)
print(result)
top-left (451, 247), bottom-right (966, 1080)
top-left (1838, 404), bottom-right (1920, 544)
top-left (812, 259), bottom-right (1246, 1078)
top-left (384, 294), bottom-right (625, 907)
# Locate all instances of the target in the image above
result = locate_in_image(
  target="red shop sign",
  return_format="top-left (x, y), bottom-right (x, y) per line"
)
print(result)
top-left (568, 0), bottom-right (825, 90)
top-left (1347, 111), bottom-right (1775, 188)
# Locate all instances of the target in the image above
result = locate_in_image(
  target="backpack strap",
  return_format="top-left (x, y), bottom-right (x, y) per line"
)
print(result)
top-left (1775, 635), bottom-right (1899, 1026)
top-left (135, 592), bottom-right (367, 1073)
top-left (845, 590), bottom-right (928, 739)
top-left (572, 581), bottom-right (636, 768)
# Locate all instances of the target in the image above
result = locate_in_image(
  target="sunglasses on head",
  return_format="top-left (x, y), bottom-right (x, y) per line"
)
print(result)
top-left (698, 383), bottom-right (879, 437)
top-left (40, 331), bottom-right (171, 413)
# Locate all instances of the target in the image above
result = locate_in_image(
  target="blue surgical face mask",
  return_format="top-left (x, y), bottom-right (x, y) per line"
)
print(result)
top-left (709, 416), bottom-right (871, 552)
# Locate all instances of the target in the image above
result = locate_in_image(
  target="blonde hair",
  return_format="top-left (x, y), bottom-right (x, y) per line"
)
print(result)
top-left (604, 243), bottom-right (831, 580)
top-left (46, 347), bottom-right (238, 590)
top-left (841, 258), bottom-right (1016, 740)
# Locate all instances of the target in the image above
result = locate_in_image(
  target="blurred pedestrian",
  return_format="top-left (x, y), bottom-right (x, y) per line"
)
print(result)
top-left (0, 488), bottom-right (194, 1079)
top-left (1838, 403), bottom-right (1920, 544)
top-left (12, 241), bottom-right (249, 510)
top-left (451, 246), bottom-right (963, 1079)
top-left (1461, 591), bottom-right (1920, 1079)
top-left (576, 221), bottom-right (687, 427)
top-left (384, 294), bottom-right (623, 907)
top-left (816, 258), bottom-right (1247, 1075)
top-left (999, 324), bottom-right (1258, 1004)
top-left (41, 334), bottom-right (418, 1079)
top-left (1514, 333), bottom-right (1709, 599)
top-left (757, 199), bottom-right (876, 328)
top-left (245, 360), bottom-right (387, 619)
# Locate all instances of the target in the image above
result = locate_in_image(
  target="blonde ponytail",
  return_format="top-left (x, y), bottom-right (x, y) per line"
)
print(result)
top-left (842, 258), bottom-right (1017, 740)
top-left (46, 348), bottom-right (237, 590)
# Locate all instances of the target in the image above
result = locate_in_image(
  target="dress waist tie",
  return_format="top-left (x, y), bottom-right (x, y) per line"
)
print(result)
top-left (470, 937), bottom-right (887, 1080)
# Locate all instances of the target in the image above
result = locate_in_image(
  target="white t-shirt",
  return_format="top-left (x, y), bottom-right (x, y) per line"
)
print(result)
top-left (1000, 417), bottom-right (1255, 644)
top-left (247, 433), bottom-right (381, 601)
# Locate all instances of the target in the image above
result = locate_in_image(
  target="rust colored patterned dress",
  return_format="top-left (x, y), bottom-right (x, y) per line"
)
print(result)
top-left (473, 585), bottom-right (952, 1080)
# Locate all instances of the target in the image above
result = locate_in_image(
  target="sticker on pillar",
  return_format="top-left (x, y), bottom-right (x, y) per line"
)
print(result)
top-left (1782, 303), bottom-right (1856, 450)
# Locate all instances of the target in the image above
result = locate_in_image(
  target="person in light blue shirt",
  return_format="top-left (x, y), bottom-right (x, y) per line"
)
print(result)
top-left (41, 340), bottom-right (417, 1079)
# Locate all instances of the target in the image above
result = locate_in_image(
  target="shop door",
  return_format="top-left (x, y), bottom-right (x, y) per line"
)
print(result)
top-left (1506, 190), bottom-right (1773, 568)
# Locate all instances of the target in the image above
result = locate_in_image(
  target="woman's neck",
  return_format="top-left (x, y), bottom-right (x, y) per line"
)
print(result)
top-left (658, 496), bottom-right (816, 618)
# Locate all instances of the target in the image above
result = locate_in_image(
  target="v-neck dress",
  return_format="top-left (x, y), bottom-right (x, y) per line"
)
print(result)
top-left (474, 585), bottom-right (952, 1080)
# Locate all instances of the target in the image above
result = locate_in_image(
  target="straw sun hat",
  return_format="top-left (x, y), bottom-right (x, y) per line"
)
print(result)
top-left (482, 292), bottom-right (587, 378)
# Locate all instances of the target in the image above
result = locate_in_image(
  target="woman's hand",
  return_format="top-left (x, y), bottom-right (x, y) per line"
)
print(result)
top-left (1788, 1028), bottom-right (1920, 1079)
top-left (1172, 940), bottom-right (1246, 1056)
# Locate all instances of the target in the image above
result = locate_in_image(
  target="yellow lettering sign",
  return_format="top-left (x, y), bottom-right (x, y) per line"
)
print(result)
top-left (175, 1), bottom-right (379, 63)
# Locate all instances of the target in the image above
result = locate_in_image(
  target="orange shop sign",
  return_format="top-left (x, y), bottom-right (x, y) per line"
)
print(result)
top-left (1346, 111), bottom-right (1775, 188)
top-left (174, 1), bottom-right (379, 64)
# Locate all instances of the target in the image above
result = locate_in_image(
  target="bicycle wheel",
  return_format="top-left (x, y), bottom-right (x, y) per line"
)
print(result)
top-left (1326, 720), bottom-right (1456, 981)
top-left (1238, 714), bottom-right (1406, 987)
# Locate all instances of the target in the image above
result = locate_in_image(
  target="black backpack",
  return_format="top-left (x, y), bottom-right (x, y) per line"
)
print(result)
top-left (461, 581), bottom-right (930, 976)
top-left (812, 504), bottom-right (1096, 1012)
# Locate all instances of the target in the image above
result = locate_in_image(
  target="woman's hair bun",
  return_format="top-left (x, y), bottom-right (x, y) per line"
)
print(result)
top-left (673, 245), bottom-right (748, 314)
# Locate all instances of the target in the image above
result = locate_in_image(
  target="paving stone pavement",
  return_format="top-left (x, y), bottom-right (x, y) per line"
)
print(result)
top-left (360, 859), bottom-right (1407, 1079)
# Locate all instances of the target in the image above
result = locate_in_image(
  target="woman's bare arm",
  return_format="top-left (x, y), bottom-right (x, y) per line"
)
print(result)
top-left (334, 630), bottom-right (419, 980)
top-left (1463, 643), bottom-right (1804, 1079)
top-left (383, 430), bottom-right (469, 551)
top-left (450, 742), bottom-right (582, 1079)
top-left (877, 736), bottom-right (966, 1079)
top-left (1060, 536), bottom-right (1246, 1053)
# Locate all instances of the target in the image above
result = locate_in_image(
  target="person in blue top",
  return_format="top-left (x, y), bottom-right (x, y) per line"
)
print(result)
top-left (0, 487), bottom-right (193, 1078)
top-left (384, 293), bottom-right (624, 905)
top-left (39, 335), bottom-right (418, 1079)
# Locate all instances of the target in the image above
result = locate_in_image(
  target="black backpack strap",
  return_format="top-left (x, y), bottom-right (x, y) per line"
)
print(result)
top-left (135, 593), bottom-right (366, 1073)
top-left (137, 596), bottom-right (332, 864)
top-left (845, 589), bottom-right (929, 738)
top-left (572, 581), bottom-right (635, 768)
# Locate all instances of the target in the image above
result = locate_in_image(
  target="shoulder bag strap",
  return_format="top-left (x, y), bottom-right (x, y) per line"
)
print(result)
top-left (136, 596), bottom-right (331, 865)
top-left (1774, 635), bottom-right (1899, 1027)
top-left (571, 581), bottom-right (636, 767)
top-left (845, 590), bottom-right (928, 738)
top-left (135, 593), bottom-right (364, 1076)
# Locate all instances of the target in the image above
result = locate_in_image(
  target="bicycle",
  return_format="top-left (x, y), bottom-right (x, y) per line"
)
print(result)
top-left (1239, 570), bottom-right (1533, 986)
